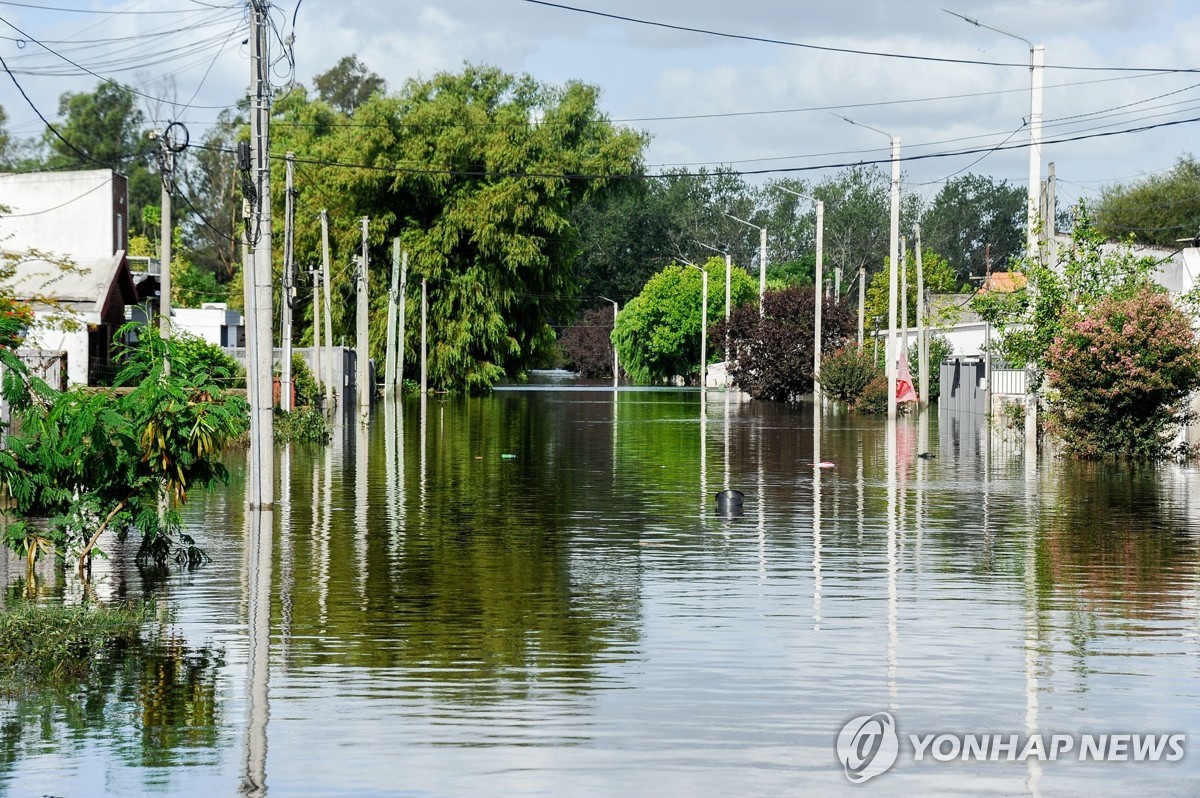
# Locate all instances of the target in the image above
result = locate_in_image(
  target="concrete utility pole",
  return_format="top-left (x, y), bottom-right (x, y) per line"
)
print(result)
top-left (686, 263), bottom-right (709, 392)
top-left (280, 152), bottom-right (295, 412)
top-left (246, 0), bottom-right (274, 509)
top-left (839, 115), bottom-right (899, 417)
top-left (600, 297), bottom-right (619, 388)
top-left (156, 134), bottom-right (173, 340)
top-left (398, 248), bottom-right (408, 391)
top-left (319, 210), bottom-right (335, 411)
top-left (915, 224), bottom-right (929, 409)
top-left (356, 217), bottom-right (370, 417)
top-left (694, 240), bottom-right (733, 371)
top-left (420, 279), bottom-right (428, 394)
top-left (311, 265), bottom-right (321, 407)
top-left (385, 237), bottom-right (400, 396)
top-left (724, 213), bottom-right (767, 316)
top-left (814, 199), bottom-right (824, 404)
top-left (901, 236), bottom-right (908, 359)
top-left (858, 266), bottom-right (866, 346)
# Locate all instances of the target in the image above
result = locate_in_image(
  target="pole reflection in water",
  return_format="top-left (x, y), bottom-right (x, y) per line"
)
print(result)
top-left (812, 402), bottom-right (822, 631)
top-left (757, 408), bottom-right (765, 578)
top-left (699, 393), bottom-right (707, 524)
top-left (355, 413), bottom-right (369, 603)
top-left (420, 393), bottom-right (428, 512)
top-left (1025, 444), bottom-right (1043, 798)
top-left (384, 398), bottom-right (401, 555)
top-left (916, 409), bottom-right (929, 574)
top-left (279, 444), bottom-right (293, 663)
top-left (723, 390), bottom-right (730, 493)
top-left (239, 504), bottom-right (273, 798)
top-left (318, 432), bottom-right (333, 629)
top-left (886, 415), bottom-right (899, 711)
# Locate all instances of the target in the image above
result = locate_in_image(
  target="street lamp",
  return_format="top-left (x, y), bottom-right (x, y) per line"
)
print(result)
top-left (678, 258), bottom-right (709, 392)
top-left (724, 212), bottom-right (767, 316)
top-left (838, 114), bottom-right (900, 419)
top-left (944, 10), bottom-right (1043, 261)
top-left (599, 296), bottom-right (619, 388)
top-left (774, 185), bottom-right (826, 404)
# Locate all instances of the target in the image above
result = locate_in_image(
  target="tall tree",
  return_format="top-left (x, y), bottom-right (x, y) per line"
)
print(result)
top-left (44, 83), bottom-right (157, 236)
top-left (1095, 154), bottom-right (1200, 246)
top-left (272, 65), bottom-right (647, 392)
top-left (313, 55), bottom-right (386, 115)
top-left (178, 109), bottom-right (245, 287)
top-left (921, 174), bottom-right (1025, 282)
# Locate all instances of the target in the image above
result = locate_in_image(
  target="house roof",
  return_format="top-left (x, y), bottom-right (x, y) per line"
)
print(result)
top-left (2, 250), bottom-right (136, 318)
top-left (979, 272), bottom-right (1027, 293)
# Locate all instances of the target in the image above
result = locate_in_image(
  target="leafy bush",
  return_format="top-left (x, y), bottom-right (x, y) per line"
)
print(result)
top-left (291, 352), bottom-right (322, 406)
top-left (274, 406), bottom-right (331, 444)
top-left (819, 345), bottom-right (878, 404)
top-left (560, 306), bottom-right (616, 378)
top-left (1045, 286), bottom-right (1200, 459)
top-left (713, 285), bottom-right (855, 402)
top-left (173, 331), bottom-right (244, 389)
top-left (852, 374), bottom-right (890, 414)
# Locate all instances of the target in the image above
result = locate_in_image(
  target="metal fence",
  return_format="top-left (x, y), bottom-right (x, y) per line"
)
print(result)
top-left (940, 357), bottom-right (986, 415)
top-left (990, 367), bottom-right (1027, 397)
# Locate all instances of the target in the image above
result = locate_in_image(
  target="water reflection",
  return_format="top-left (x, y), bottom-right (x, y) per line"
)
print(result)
top-left (5, 391), bottom-right (1200, 796)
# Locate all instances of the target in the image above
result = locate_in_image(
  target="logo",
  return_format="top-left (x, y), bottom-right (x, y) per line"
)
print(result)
top-left (837, 712), bottom-right (899, 784)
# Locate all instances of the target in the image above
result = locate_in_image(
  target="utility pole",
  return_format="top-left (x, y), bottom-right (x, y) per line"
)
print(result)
top-left (915, 224), bottom-right (928, 409)
top-left (901, 236), bottom-right (908, 359)
top-left (356, 217), bottom-right (370, 417)
top-left (813, 200), bottom-right (824, 405)
top-left (320, 210), bottom-right (335, 411)
top-left (156, 133), bottom-right (173, 341)
top-left (759, 226), bottom-right (768, 316)
top-left (246, 0), bottom-right (274, 509)
top-left (398, 249), bottom-right (408, 392)
top-left (887, 135), bottom-right (901, 420)
top-left (420, 278), bottom-right (428, 394)
top-left (858, 266), bottom-right (865, 346)
top-left (311, 265), bottom-right (321, 408)
top-left (280, 152), bottom-right (295, 412)
top-left (600, 297), bottom-right (619, 388)
top-left (385, 237), bottom-right (400, 397)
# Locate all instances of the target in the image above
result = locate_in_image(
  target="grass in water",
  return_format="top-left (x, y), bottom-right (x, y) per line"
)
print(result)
top-left (0, 601), bottom-right (151, 694)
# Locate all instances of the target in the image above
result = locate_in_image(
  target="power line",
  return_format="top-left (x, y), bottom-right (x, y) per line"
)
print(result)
top-left (520, 0), bottom-right (1200, 74)
top-left (0, 0), bottom-right (240, 13)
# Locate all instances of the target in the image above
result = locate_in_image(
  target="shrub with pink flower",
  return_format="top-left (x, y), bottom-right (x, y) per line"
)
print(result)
top-left (1045, 286), bottom-right (1200, 458)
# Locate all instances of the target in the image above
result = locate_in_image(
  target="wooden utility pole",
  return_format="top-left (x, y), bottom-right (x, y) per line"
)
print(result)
top-left (320, 210), bottom-right (335, 411)
top-left (357, 217), bottom-right (370, 417)
top-left (280, 152), bottom-right (295, 412)
top-left (420, 278), bottom-right (428, 395)
top-left (385, 237), bottom-right (400, 396)
top-left (246, 0), bottom-right (274, 509)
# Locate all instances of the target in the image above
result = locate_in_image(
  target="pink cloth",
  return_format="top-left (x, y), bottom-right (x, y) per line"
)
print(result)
top-left (896, 357), bottom-right (918, 403)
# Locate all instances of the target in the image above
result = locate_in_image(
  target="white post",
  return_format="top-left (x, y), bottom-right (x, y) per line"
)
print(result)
top-left (1028, 44), bottom-right (1044, 260)
top-left (813, 200), bottom-right (824, 404)
top-left (887, 135), bottom-right (900, 420)
top-left (858, 266), bottom-right (865, 346)
top-left (915, 224), bottom-right (929, 409)
top-left (320, 210), bottom-right (335, 412)
top-left (312, 265), bottom-right (321, 407)
top-left (600, 297), bottom-right (619, 388)
top-left (700, 268), bottom-right (709, 391)
top-left (420, 278), bottom-right (428, 394)
top-left (356, 217), bottom-right (370, 417)
top-left (398, 249), bottom-right (408, 392)
top-left (384, 237), bottom-right (400, 396)
top-left (280, 152), bottom-right (295, 412)
top-left (759, 226), bottom-right (768, 317)
top-left (901, 235), bottom-right (908, 361)
top-left (158, 143), bottom-right (172, 340)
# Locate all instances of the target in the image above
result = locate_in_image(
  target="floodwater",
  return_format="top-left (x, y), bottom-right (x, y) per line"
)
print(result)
top-left (3, 386), bottom-right (1200, 797)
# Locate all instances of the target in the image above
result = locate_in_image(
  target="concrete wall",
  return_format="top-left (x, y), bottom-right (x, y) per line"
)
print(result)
top-left (0, 170), bottom-right (125, 258)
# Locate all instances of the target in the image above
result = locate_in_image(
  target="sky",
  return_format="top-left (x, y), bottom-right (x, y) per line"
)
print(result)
top-left (1, 0), bottom-right (1199, 209)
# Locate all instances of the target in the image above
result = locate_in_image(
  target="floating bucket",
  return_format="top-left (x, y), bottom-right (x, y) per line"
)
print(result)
top-left (715, 489), bottom-right (745, 516)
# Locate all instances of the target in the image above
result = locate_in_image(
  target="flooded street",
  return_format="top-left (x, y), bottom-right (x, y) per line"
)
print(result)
top-left (3, 388), bottom-right (1200, 796)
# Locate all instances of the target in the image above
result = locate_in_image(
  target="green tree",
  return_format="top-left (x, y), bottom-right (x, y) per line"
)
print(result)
top-left (0, 323), bottom-right (248, 572)
top-left (313, 55), bottom-right (386, 115)
top-left (178, 108), bottom-right (245, 288)
top-left (272, 65), bottom-right (647, 392)
top-left (1045, 287), bottom-right (1200, 459)
top-left (1095, 154), bottom-right (1200, 246)
top-left (864, 248), bottom-right (961, 328)
top-left (43, 83), bottom-right (157, 234)
top-left (921, 174), bottom-right (1026, 282)
top-left (973, 202), bottom-right (1159, 375)
top-left (612, 257), bottom-right (756, 384)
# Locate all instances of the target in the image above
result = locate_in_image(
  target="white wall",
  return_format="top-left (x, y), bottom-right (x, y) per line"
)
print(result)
top-left (0, 171), bottom-right (117, 258)
top-left (24, 324), bottom-right (88, 386)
